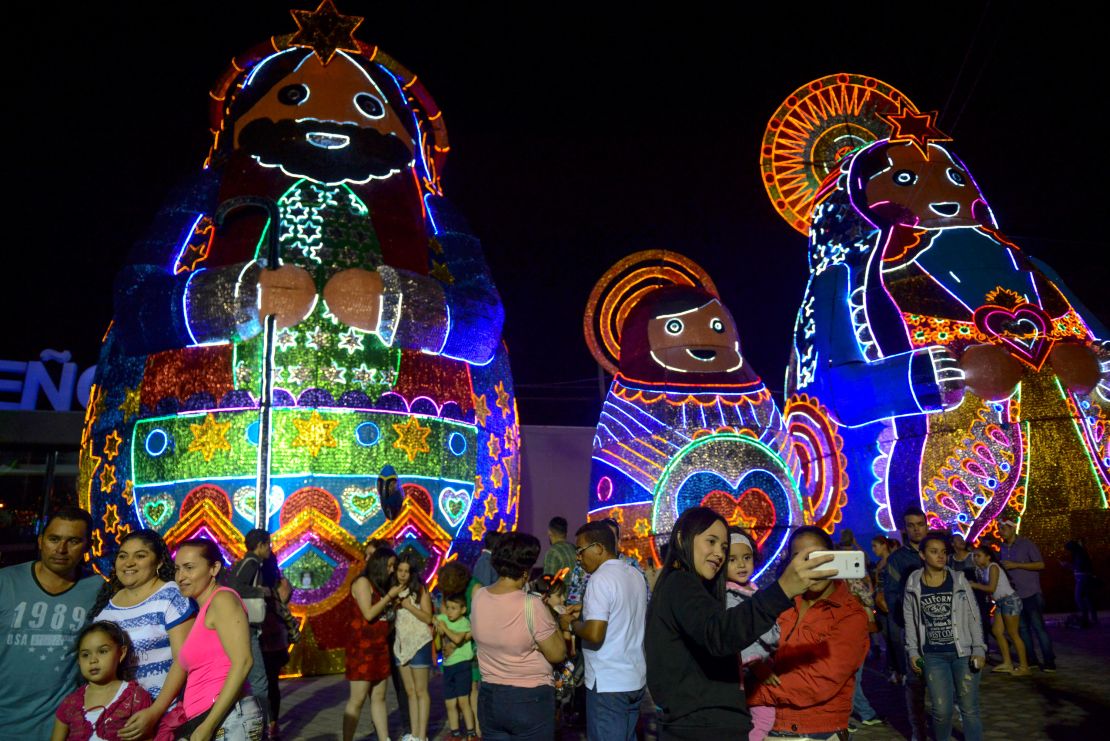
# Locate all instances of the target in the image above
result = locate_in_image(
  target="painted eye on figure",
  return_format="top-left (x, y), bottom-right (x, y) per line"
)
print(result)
top-left (946, 168), bottom-right (966, 186)
top-left (893, 170), bottom-right (917, 186)
top-left (709, 318), bottom-right (725, 333)
top-left (355, 93), bottom-right (386, 119)
top-left (664, 319), bottom-right (684, 335)
top-left (277, 84), bottom-right (310, 105)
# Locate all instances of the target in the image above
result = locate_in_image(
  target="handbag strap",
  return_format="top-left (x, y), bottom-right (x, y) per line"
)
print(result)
top-left (523, 593), bottom-right (536, 643)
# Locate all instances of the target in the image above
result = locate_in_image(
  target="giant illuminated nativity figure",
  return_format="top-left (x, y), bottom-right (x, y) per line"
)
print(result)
top-left (78, 1), bottom-right (519, 668)
top-left (761, 74), bottom-right (1108, 553)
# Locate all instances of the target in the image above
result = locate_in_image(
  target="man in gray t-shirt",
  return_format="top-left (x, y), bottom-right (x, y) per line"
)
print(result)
top-left (0, 509), bottom-right (103, 741)
top-left (999, 519), bottom-right (1056, 671)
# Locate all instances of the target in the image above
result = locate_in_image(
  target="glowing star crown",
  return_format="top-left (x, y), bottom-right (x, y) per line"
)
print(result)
top-left (882, 104), bottom-right (952, 158)
top-left (289, 0), bottom-right (363, 65)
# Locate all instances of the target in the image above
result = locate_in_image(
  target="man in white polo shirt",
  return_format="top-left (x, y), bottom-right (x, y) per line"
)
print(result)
top-left (560, 521), bottom-right (647, 740)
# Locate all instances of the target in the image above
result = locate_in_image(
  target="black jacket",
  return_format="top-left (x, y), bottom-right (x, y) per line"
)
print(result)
top-left (646, 569), bottom-right (792, 733)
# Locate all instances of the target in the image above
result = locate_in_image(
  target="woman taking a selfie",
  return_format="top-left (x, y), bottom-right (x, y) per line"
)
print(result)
top-left (645, 508), bottom-right (837, 739)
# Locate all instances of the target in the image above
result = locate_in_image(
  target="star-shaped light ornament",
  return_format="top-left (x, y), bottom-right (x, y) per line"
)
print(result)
top-left (472, 393), bottom-right (491, 426)
top-left (883, 105), bottom-right (952, 158)
top-left (483, 493), bottom-right (499, 520)
top-left (98, 465), bottom-right (117, 494)
top-left (118, 386), bottom-right (142, 423)
top-left (494, 382), bottom-right (512, 418)
top-left (103, 430), bottom-right (122, 460)
top-left (468, 515), bottom-right (486, 541)
top-left (288, 0), bottom-right (363, 65)
top-left (392, 416), bottom-right (432, 462)
top-left (188, 413), bottom-right (233, 462)
top-left (103, 504), bottom-right (120, 534)
top-left (291, 410), bottom-right (340, 457)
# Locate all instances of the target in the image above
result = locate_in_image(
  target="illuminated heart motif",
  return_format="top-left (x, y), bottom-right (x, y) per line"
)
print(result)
top-left (974, 303), bottom-right (1053, 369)
top-left (139, 493), bottom-right (175, 529)
top-left (700, 488), bottom-right (776, 548)
top-left (342, 486), bottom-right (381, 525)
top-left (233, 486), bottom-right (286, 523)
top-left (438, 487), bottom-right (472, 528)
top-left (677, 470), bottom-right (783, 549)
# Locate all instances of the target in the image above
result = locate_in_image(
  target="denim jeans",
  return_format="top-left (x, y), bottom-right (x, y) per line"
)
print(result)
top-left (209, 696), bottom-right (264, 741)
top-left (1017, 592), bottom-right (1056, 668)
top-left (478, 682), bottom-right (555, 740)
top-left (246, 627), bottom-right (269, 727)
top-left (586, 686), bottom-right (644, 741)
top-left (922, 652), bottom-right (981, 741)
top-left (851, 663), bottom-right (877, 721)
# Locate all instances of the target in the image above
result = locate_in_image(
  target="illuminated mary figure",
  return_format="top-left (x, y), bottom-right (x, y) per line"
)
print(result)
top-left (78, 2), bottom-right (519, 668)
top-left (761, 73), bottom-right (1108, 549)
top-left (583, 251), bottom-right (808, 581)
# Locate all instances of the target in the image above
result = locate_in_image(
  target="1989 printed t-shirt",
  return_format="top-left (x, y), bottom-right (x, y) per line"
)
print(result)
top-left (0, 562), bottom-right (102, 741)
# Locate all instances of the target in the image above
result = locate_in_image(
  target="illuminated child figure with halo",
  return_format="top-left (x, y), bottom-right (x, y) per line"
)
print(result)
top-left (583, 251), bottom-right (809, 581)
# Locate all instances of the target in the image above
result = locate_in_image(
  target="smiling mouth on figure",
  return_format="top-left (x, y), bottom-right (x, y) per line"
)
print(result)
top-left (929, 202), bottom-right (960, 217)
top-left (306, 132), bottom-right (351, 150)
top-left (686, 348), bottom-right (718, 361)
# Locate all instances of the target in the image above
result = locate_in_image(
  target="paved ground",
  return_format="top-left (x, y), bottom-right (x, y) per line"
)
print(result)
top-left (275, 614), bottom-right (1107, 740)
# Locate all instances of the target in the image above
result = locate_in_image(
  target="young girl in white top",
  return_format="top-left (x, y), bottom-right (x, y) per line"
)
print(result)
top-left (969, 543), bottom-right (1030, 676)
top-left (393, 547), bottom-right (434, 741)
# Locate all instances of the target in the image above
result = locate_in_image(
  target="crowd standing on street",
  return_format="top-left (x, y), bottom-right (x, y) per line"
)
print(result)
top-left (0, 500), bottom-right (1096, 741)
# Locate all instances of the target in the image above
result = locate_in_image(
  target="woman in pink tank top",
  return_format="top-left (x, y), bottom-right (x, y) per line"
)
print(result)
top-left (124, 538), bottom-right (262, 741)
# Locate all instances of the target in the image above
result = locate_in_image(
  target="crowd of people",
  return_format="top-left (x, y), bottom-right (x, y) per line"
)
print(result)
top-left (0, 505), bottom-right (1097, 741)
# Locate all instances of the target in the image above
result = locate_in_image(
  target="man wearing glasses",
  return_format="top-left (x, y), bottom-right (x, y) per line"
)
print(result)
top-left (560, 522), bottom-right (647, 740)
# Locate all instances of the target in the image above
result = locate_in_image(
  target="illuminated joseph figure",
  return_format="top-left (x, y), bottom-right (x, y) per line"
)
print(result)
top-left (79, 1), bottom-right (519, 662)
top-left (762, 73), bottom-right (1108, 548)
top-left (584, 251), bottom-right (808, 580)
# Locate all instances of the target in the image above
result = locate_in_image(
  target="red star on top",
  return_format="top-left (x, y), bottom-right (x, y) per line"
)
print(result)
top-left (883, 105), bottom-right (952, 157)
top-left (289, 0), bottom-right (363, 65)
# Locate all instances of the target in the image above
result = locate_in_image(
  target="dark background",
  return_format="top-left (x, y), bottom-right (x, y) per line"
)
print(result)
top-left (8, 2), bottom-right (1107, 426)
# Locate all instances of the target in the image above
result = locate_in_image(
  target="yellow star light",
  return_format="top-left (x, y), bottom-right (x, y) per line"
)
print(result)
top-left (291, 410), bottom-right (340, 457)
top-left (122, 481), bottom-right (134, 506)
top-left (489, 463), bottom-right (504, 489)
top-left (608, 507), bottom-right (625, 525)
top-left (99, 465), bottom-right (117, 493)
top-left (633, 518), bottom-right (652, 539)
top-left (473, 475), bottom-right (485, 500)
top-left (497, 520), bottom-right (507, 532)
top-left (188, 413), bottom-right (233, 462)
top-left (495, 381), bottom-right (512, 418)
top-left (430, 261), bottom-right (455, 284)
top-left (487, 435), bottom-right (502, 460)
top-left (468, 515), bottom-right (486, 541)
top-left (118, 387), bottom-right (141, 423)
top-left (115, 523), bottom-right (132, 543)
top-left (91, 530), bottom-right (104, 558)
top-left (289, 0), bottom-right (363, 65)
top-left (483, 494), bottom-right (499, 520)
top-left (103, 504), bottom-right (120, 533)
top-left (472, 393), bottom-right (491, 427)
top-left (103, 430), bottom-right (122, 460)
top-left (392, 416), bottom-right (431, 462)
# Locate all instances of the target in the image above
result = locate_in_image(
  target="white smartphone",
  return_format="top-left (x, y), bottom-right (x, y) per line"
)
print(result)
top-left (807, 550), bottom-right (867, 580)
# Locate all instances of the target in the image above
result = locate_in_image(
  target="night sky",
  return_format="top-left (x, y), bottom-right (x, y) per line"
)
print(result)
top-left (9, 2), bottom-right (1106, 426)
